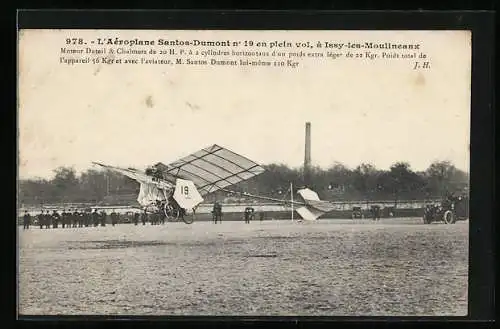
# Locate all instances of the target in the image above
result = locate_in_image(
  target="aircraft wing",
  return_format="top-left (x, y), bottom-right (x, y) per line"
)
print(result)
top-left (92, 162), bottom-right (173, 190)
top-left (154, 144), bottom-right (265, 196)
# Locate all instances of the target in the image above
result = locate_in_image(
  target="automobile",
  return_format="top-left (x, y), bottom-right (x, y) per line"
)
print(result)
top-left (423, 194), bottom-right (469, 224)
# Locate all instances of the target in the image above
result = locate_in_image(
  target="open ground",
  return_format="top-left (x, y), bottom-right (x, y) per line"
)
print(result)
top-left (18, 218), bottom-right (468, 316)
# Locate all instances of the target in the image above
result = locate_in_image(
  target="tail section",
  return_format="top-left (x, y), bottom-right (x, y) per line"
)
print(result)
top-left (296, 188), bottom-right (336, 221)
top-left (296, 206), bottom-right (325, 221)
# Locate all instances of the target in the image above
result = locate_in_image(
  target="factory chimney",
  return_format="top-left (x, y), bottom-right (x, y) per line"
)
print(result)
top-left (304, 122), bottom-right (312, 187)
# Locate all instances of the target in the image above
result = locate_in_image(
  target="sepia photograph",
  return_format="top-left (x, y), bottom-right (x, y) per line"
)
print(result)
top-left (17, 29), bottom-right (471, 316)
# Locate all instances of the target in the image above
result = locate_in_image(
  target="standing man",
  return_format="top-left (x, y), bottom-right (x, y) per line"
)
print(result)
top-left (61, 209), bottom-right (66, 228)
top-left (69, 209), bottom-right (74, 227)
top-left (244, 207), bottom-right (251, 224)
top-left (259, 211), bottom-right (265, 222)
top-left (141, 210), bottom-right (147, 225)
top-left (71, 209), bottom-right (78, 228)
top-left (38, 210), bottom-right (44, 229)
top-left (52, 210), bottom-right (60, 229)
top-left (66, 209), bottom-right (70, 227)
top-left (23, 210), bottom-right (31, 229)
top-left (78, 210), bottom-right (84, 228)
top-left (212, 202), bottom-right (218, 224)
top-left (84, 210), bottom-right (90, 227)
top-left (45, 211), bottom-right (52, 229)
top-left (100, 210), bottom-right (106, 227)
top-left (72, 209), bottom-right (79, 228)
top-left (133, 212), bottom-right (139, 226)
top-left (110, 210), bottom-right (117, 226)
top-left (92, 209), bottom-right (99, 227)
top-left (371, 205), bottom-right (381, 221)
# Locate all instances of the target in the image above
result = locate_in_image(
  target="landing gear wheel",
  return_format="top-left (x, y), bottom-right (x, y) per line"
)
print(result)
top-left (163, 204), bottom-right (180, 222)
top-left (443, 210), bottom-right (455, 224)
top-left (182, 213), bottom-right (194, 224)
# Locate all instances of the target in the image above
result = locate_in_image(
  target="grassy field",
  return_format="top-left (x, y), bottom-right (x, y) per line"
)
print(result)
top-left (18, 218), bottom-right (468, 316)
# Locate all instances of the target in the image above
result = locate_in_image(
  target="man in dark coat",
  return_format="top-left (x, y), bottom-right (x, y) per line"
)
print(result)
top-left (212, 202), bottom-right (223, 224)
top-left (38, 210), bottom-right (44, 229)
top-left (371, 205), bottom-right (381, 221)
top-left (67, 209), bottom-right (73, 228)
top-left (133, 212), bottom-right (139, 225)
top-left (74, 209), bottom-right (79, 227)
top-left (141, 210), bottom-right (147, 225)
top-left (61, 210), bottom-right (66, 228)
top-left (92, 209), bottom-right (99, 227)
top-left (23, 210), bottom-right (31, 229)
top-left (110, 210), bottom-right (118, 226)
top-left (71, 209), bottom-right (77, 228)
top-left (52, 210), bottom-right (60, 228)
top-left (45, 211), bottom-right (52, 229)
top-left (244, 207), bottom-right (254, 224)
top-left (100, 210), bottom-right (106, 226)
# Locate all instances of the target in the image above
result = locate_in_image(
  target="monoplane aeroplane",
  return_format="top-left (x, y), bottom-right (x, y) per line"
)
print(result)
top-left (93, 144), bottom-right (337, 223)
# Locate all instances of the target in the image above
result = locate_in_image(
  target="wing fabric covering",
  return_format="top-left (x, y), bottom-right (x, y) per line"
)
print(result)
top-left (155, 144), bottom-right (266, 196)
top-left (137, 183), bottom-right (169, 207)
top-left (92, 162), bottom-right (173, 207)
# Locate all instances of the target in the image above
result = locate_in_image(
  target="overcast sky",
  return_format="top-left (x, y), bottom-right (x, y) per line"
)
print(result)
top-left (19, 30), bottom-right (471, 179)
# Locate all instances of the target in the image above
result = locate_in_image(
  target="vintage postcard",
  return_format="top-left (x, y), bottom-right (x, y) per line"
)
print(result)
top-left (18, 29), bottom-right (471, 316)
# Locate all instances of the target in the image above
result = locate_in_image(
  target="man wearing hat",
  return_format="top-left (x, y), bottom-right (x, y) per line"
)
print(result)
top-left (110, 210), bottom-right (118, 226)
top-left (100, 210), bottom-right (106, 226)
top-left (133, 212), bottom-right (139, 226)
top-left (23, 210), bottom-right (31, 229)
top-left (52, 210), bottom-right (60, 228)
top-left (92, 209), bottom-right (99, 227)
top-left (45, 210), bottom-right (52, 229)
top-left (61, 209), bottom-right (67, 228)
top-left (38, 210), bottom-right (44, 229)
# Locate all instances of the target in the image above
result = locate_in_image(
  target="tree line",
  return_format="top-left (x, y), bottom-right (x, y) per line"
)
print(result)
top-left (18, 160), bottom-right (469, 205)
